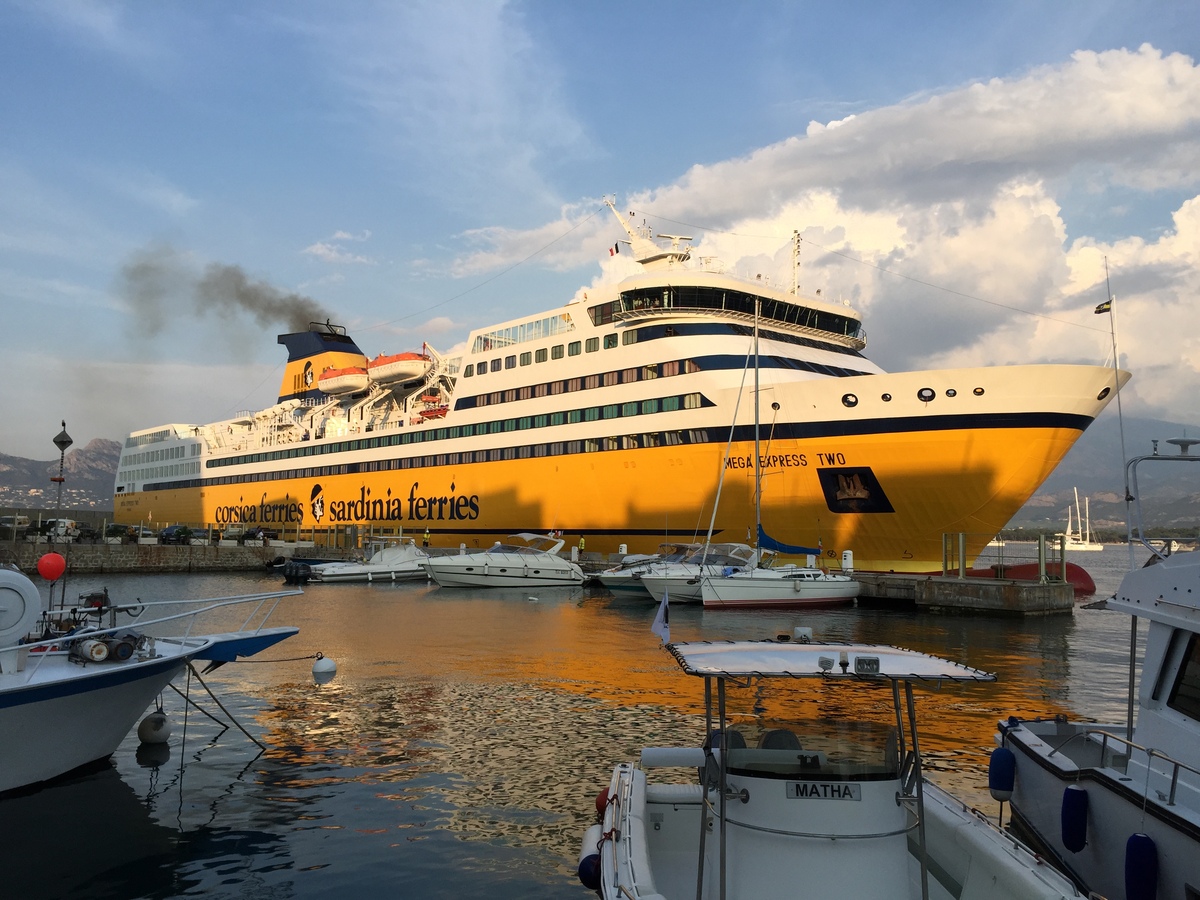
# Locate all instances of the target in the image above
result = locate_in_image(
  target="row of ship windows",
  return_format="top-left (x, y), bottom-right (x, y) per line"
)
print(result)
top-left (142, 428), bottom-right (716, 491)
top-left (458, 351), bottom-right (869, 412)
top-left (207, 392), bottom-right (711, 470)
top-left (120, 461), bottom-right (202, 482)
top-left (120, 443), bottom-right (194, 468)
top-left (465, 332), bottom-right (620, 374)
top-left (467, 359), bottom-right (700, 407)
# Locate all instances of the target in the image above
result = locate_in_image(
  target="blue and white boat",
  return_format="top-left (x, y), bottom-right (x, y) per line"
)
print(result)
top-left (995, 437), bottom-right (1200, 899)
top-left (0, 565), bottom-right (299, 795)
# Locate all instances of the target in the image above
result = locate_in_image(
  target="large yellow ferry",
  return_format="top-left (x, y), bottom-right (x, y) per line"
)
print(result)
top-left (114, 202), bottom-right (1127, 571)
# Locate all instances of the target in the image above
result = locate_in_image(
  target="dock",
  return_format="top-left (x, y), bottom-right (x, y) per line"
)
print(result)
top-left (854, 571), bottom-right (1075, 616)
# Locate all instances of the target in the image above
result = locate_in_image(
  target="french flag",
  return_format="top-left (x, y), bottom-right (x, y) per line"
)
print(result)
top-left (609, 243), bottom-right (620, 256)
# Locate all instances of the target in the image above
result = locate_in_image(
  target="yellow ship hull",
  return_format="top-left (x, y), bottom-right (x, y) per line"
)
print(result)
top-left (116, 362), bottom-right (1126, 572)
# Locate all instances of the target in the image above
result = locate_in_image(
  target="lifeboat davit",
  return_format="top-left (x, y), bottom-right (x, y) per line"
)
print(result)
top-left (367, 351), bottom-right (432, 385)
top-left (318, 366), bottom-right (369, 395)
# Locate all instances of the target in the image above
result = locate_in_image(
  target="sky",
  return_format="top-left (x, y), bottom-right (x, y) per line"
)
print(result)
top-left (2, 0), bottom-right (1199, 460)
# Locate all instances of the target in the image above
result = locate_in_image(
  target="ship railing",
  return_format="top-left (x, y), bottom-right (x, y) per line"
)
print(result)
top-left (1046, 726), bottom-right (1200, 806)
top-left (612, 304), bottom-right (867, 351)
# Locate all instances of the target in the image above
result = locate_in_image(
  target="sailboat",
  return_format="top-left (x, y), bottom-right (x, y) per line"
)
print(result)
top-left (1059, 487), bottom-right (1103, 552)
top-left (700, 300), bottom-right (860, 609)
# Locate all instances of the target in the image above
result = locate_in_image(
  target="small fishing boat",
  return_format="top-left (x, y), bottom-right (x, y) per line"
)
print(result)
top-left (366, 351), bottom-right (431, 385)
top-left (579, 636), bottom-right (1082, 899)
top-left (0, 563), bottom-right (300, 795)
top-left (308, 538), bottom-right (430, 583)
top-left (995, 436), bottom-right (1200, 899)
top-left (317, 365), bottom-right (369, 395)
top-left (421, 533), bottom-right (584, 588)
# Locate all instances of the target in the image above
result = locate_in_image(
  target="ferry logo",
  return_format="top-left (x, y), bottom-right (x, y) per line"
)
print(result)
top-left (303, 362), bottom-right (314, 388)
top-left (310, 483), bottom-right (325, 523)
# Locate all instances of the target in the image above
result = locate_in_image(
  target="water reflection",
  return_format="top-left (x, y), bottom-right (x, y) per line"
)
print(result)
top-left (7, 545), bottom-right (1146, 897)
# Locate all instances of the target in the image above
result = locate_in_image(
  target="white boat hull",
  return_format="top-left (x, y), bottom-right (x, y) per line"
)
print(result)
top-left (700, 568), bottom-right (860, 608)
top-left (999, 718), bottom-right (1200, 899)
top-left (588, 757), bottom-right (1080, 899)
top-left (309, 542), bottom-right (430, 583)
top-left (423, 561), bottom-right (583, 588)
top-left (0, 653), bottom-right (185, 793)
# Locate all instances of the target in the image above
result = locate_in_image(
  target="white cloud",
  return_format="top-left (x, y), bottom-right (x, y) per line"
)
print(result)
top-left (302, 241), bottom-right (373, 265)
top-left (447, 45), bottom-right (1200, 427)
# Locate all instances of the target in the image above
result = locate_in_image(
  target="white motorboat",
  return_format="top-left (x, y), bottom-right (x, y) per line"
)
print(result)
top-left (700, 563), bottom-right (860, 608)
top-left (995, 436), bottom-right (1200, 900)
top-left (578, 637), bottom-right (1082, 900)
top-left (308, 538), bottom-right (429, 583)
top-left (0, 564), bottom-right (300, 795)
top-left (593, 543), bottom-right (701, 594)
top-left (638, 543), bottom-right (761, 603)
top-left (421, 532), bottom-right (584, 588)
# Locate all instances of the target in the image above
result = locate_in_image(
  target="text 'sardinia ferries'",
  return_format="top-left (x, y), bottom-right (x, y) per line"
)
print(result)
top-left (113, 201), bottom-right (1127, 572)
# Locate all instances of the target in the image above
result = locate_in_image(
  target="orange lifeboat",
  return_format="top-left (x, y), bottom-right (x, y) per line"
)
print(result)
top-left (318, 366), bottom-right (369, 395)
top-left (367, 351), bottom-right (431, 385)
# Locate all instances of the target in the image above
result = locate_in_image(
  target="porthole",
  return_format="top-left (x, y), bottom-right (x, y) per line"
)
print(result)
top-left (1097, 387), bottom-right (1111, 400)
top-left (881, 393), bottom-right (892, 402)
top-left (842, 393), bottom-right (859, 408)
top-left (973, 387), bottom-right (985, 396)
top-left (917, 388), bottom-right (936, 402)
top-left (945, 388), bottom-right (957, 398)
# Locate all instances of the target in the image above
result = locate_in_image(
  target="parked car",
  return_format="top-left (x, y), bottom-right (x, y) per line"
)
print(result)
top-left (129, 525), bottom-right (157, 541)
top-left (104, 523), bottom-right (132, 544)
top-left (0, 515), bottom-right (30, 540)
top-left (74, 523), bottom-right (100, 544)
top-left (158, 525), bottom-right (195, 545)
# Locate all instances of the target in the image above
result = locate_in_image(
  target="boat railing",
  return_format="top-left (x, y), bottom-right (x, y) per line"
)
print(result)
top-left (7, 590), bottom-right (302, 680)
top-left (1047, 726), bottom-right (1200, 806)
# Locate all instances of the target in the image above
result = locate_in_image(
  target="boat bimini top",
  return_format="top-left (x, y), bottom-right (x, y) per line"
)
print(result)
top-left (667, 640), bottom-right (996, 683)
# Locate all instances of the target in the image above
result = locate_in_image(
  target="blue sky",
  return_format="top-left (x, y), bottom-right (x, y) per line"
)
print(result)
top-left (2, 1), bottom-right (1199, 458)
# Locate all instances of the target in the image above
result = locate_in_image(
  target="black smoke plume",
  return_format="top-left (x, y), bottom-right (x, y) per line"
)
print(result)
top-left (119, 244), bottom-right (333, 334)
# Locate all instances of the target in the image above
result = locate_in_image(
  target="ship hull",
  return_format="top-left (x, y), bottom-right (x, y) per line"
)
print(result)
top-left (114, 362), bottom-right (1121, 572)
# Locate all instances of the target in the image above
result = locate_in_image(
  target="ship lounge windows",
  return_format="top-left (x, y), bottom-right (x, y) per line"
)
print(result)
top-left (464, 364), bottom-right (474, 377)
top-left (604, 334), bottom-right (618, 349)
top-left (568, 341), bottom-right (581, 356)
top-left (535, 348), bottom-right (548, 363)
top-left (586, 337), bottom-right (599, 352)
top-left (491, 359), bottom-right (502, 373)
top-left (505, 355), bottom-right (516, 369)
top-left (551, 344), bottom-right (564, 360)
top-left (519, 352), bottom-right (531, 366)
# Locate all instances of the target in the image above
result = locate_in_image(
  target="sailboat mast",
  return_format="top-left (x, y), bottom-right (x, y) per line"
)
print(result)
top-left (754, 299), bottom-right (762, 544)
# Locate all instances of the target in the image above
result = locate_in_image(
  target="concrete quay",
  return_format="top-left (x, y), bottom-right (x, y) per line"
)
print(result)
top-left (0, 541), bottom-right (347, 576)
top-left (853, 571), bottom-right (1075, 616)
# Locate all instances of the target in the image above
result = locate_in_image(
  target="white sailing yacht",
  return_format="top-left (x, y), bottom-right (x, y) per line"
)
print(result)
top-left (700, 299), bottom-right (859, 609)
top-left (1059, 487), bottom-right (1103, 551)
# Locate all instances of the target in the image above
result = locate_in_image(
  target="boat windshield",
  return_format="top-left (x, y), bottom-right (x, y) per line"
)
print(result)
top-left (686, 544), bottom-right (752, 565)
top-left (724, 719), bottom-right (899, 781)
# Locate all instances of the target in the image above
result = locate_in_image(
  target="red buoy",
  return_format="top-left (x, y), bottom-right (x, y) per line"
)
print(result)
top-left (36, 552), bottom-right (66, 582)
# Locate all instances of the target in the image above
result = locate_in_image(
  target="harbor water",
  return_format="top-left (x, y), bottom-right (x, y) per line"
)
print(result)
top-left (8, 544), bottom-right (1150, 898)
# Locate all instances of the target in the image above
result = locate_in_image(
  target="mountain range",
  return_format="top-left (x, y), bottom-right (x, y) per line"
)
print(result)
top-left (1, 415), bottom-right (1196, 531)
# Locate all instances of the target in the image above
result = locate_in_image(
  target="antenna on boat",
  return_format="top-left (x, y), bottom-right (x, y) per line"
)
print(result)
top-left (603, 198), bottom-right (692, 270)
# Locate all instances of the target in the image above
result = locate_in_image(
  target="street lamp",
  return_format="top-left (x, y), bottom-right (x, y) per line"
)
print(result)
top-left (51, 421), bottom-right (72, 546)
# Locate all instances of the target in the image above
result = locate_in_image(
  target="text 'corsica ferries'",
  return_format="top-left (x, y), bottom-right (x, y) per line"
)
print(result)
top-left (114, 201), bottom-right (1127, 572)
